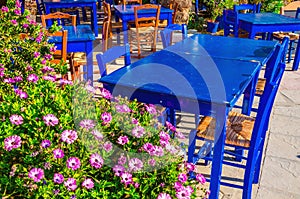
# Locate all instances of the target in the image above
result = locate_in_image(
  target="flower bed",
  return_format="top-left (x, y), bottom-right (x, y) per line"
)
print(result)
top-left (0, 1), bottom-right (208, 198)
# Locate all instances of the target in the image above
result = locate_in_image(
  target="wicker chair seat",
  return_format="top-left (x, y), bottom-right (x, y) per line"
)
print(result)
top-left (273, 32), bottom-right (299, 41)
top-left (197, 111), bottom-right (255, 148)
top-left (255, 78), bottom-right (266, 96)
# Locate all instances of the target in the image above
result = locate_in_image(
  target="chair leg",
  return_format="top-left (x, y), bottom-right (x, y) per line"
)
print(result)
top-left (234, 147), bottom-right (244, 162)
top-left (137, 32), bottom-right (141, 58)
top-left (188, 130), bottom-right (197, 178)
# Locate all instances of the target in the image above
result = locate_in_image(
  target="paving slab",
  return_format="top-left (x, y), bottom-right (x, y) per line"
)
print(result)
top-left (256, 186), bottom-right (300, 199)
top-left (269, 114), bottom-right (300, 136)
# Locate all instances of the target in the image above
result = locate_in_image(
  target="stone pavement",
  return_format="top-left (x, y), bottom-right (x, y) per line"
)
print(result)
top-left (92, 37), bottom-right (300, 199)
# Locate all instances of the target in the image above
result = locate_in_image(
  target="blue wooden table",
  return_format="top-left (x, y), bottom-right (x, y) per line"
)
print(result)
top-left (114, 4), bottom-right (173, 64)
top-left (239, 13), bottom-right (300, 70)
top-left (43, 0), bottom-right (99, 37)
top-left (99, 35), bottom-right (277, 199)
top-left (167, 34), bottom-right (277, 116)
top-left (48, 25), bottom-right (96, 82)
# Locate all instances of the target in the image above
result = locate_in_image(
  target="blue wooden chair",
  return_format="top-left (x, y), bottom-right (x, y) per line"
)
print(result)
top-left (187, 37), bottom-right (288, 199)
top-left (96, 43), bottom-right (131, 78)
top-left (273, 7), bottom-right (300, 64)
top-left (223, 9), bottom-right (239, 37)
top-left (160, 24), bottom-right (187, 48)
top-left (234, 3), bottom-right (260, 13)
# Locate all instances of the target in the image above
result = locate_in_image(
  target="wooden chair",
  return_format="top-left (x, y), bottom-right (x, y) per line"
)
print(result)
top-left (41, 12), bottom-right (77, 27)
top-left (129, 4), bottom-right (161, 58)
top-left (48, 30), bottom-right (68, 65)
top-left (160, 24), bottom-right (187, 48)
top-left (158, 0), bottom-right (178, 28)
top-left (103, 1), bottom-right (123, 42)
top-left (273, 7), bottom-right (300, 64)
top-left (234, 3), bottom-right (260, 14)
top-left (188, 37), bottom-right (288, 199)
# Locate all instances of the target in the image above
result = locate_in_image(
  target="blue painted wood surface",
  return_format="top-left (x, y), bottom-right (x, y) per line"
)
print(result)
top-left (167, 34), bottom-right (277, 66)
top-left (43, 0), bottom-right (98, 36)
top-left (48, 25), bottom-right (95, 82)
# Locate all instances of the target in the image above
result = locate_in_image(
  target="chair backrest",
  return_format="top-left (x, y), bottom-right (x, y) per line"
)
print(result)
top-left (96, 43), bottom-right (131, 77)
top-left (102, 20), bottom-right (110, 52)
top-left (122, 0), bottom-right (142, 5)
top-left (41, 12), bottom-right (77, 28)
top-left (223, 9), bottom-right (239, 37)
top-left (169, 0), bottom-right (179, 23)
top-left (280, 1), bottom-right (300, 15)
top-left (264, 37), bottom-right (289, 83)
top-left (160, 24), bottom-right (187, 48)
top-left (48, 30), bottom-right (68, 63)
top-left (234, 4), bottom-right (258, 13)
top-left (35, 0), bottom-right (45, 15)
top-left (134, 4), bottom-right (161, 29)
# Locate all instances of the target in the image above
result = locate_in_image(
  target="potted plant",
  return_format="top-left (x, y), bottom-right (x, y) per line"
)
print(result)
top-left (203, 0), bottom-right (226, 33)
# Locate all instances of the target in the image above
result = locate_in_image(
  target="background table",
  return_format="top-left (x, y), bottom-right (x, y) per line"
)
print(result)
top-left (48, 25), bottom-right (96, 82)
top-left (239, 12), bottom-right (300, 70)
top-left (99, 35), bottom-right (277, 199)
top-left (44, 0), bottom-right (99, 37)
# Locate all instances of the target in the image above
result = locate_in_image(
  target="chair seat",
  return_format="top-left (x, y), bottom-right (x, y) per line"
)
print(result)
top-left (273, 32), bottom-right (299, 41)
top-left (197, 111), bottom-right (255, 148)
top-left (130, 26), bottom-right (155, 33)
top-left (255, 78), bottom-right (266, 95)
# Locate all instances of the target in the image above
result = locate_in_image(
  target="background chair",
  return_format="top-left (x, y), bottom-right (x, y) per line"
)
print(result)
top-left (223, 9), bottom-right (239, 38)
top-left (188, 38), bottom-right (288, 199)
top-left (160, 24), bottom-right (187, 48)
top-left (122, 0), bottom-right (142, 5)
top-left (36, 0), bottom-right (80, 25)
top-left (96, 43), bottom-right (131, 78)
top-left (129, 4), bottom-right (161, 58)
top-left (233, 3), bottom-right (260, 14)
top-left (273, 7), bottom-right (300, 64)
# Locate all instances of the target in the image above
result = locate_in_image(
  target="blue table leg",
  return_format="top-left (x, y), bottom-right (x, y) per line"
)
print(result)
top-left (86, 41), bottom-right (94, 84)
top-left (292, 40), bottom-right (300, 70)
top-left (92, 3), bottom-right (98, 37)
top-left (122, 20), bottom-right (131, 65)
top-left (209, 106), bottom-right (227, 199)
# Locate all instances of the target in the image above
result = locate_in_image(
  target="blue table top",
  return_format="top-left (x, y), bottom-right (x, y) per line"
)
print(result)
top-left (44, 0), bottom-right (96, 4)
top-left (48, 25), bottom-right (95, 42)
top-left (114, 4), bottom-right (173, 14)
top-left (99, 49), bottom-right (260, 106)
top-left (239, 13), bottom-right (300, 24)
top-left (166, 34), bottom-right (278, 65)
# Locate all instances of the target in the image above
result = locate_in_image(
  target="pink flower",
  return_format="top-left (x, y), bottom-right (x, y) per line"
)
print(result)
top-left (148, 158), bottom-right (156, 166)
top-left (90, 153), bottom-right (104, 169)
top-left (1, 6), bottom-right (9, 12)
top-left (101, 112), bottom-right (112, 125)
top-left (103, 141), bottom-right (112, 152)
top-left (79, 119), bottom-right (95, 130)
top-left (128, 158), bottom-right (143, 172)
top-left (175, 131), bottom-right (185, 139)
top-left (91, 130), bottom-right (103, 141)
top-left (151, 146), bottom-right (164, 157)
top-left (53, 173), bottom-right (64, 184)
top-left (117, 135), bottom-right (129, 145)
top-left (14, 89), bottom-right (28, 99)
top-left (159, 131), bottom-right (170, 141)
top-left (145, 104), bottom-right (157, 114)
top-left (67, 157), bottom-right (81, 170)
top-left (165, 121), bottom-right (176, 132)
top-left (178, 173), bottom-right (187, 183)
top-left (9, 114), bottom-right (23, 125)
top-left (157, 193), bottom-right (172, 199)
top-left (28, 168), bottom-right (44, 182)
top-left (34, 51), bottom-right (40, 58)
top-left (27, 74), bottom-right (39, 83)
top-left (196, 173), bottom-right (206, 184)
top-left (11, 20), bottom-right (17, 25)
top-left (53, 149), bottom-right (64, 159)
top-left (61, 130), bottom-right (78, 144)
top-left (113, 165), bottom-right (125, 176)
top-left (43, 75), bottom-right (56, 82)
top-left (131, 118), bottom-right (138, 124)
top-left (100, 88), bottom-right (112, 99)
top-left (115, 104), bottom-right (131, 113)
top-left (43, 114), bottom-right (59, 126)
top-left (185, 163), bottom-right (195, 172)
top-left (64, 178), bottom-right (77, 191)
top-left (23, 24), bottom-right (29, 28)
top-left (14, 9), bottom-right (21, 15)
top-left (82, 178), bottom-right (94, 189)
top-left (41, 66), bottom-right (54, 73)
top-left (121, 172), bottom-right (133, 186)
top-left (41, 140), bottom-right (51, 148)
top-left (4, 135), bottom-right (22, 151)
top-left (132, 126), bottom-right (145, 138)
top-left (118, 154), bottom-right (127, 165)
top-left (143, 143), bottom-right (154, 153)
